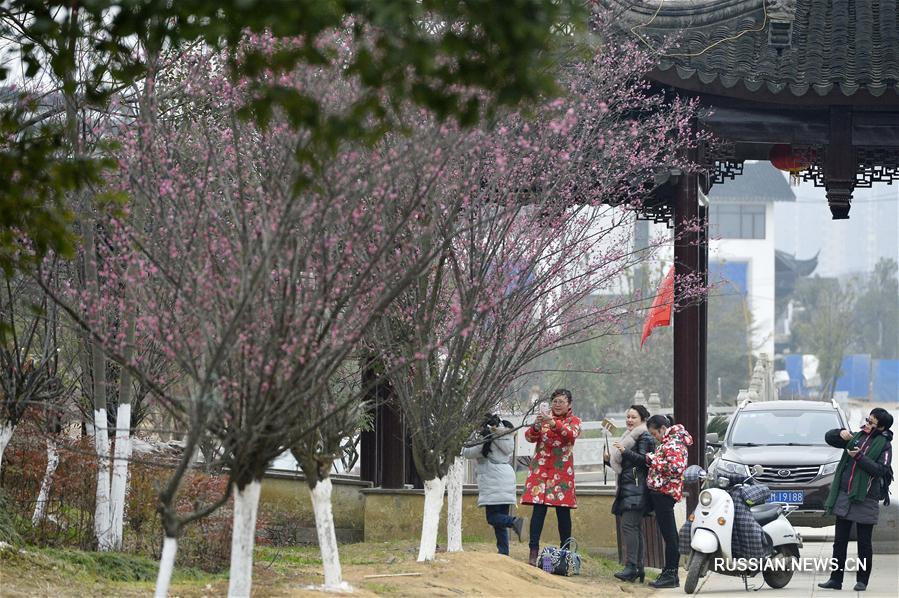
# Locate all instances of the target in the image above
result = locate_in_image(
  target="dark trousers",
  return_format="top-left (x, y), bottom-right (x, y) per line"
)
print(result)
top-left (649, 491), bottom-right (680, 571)
top-left (529, 504), bottom-right (572, 550)
top-left (620, 509), bottom-right (645, 567)
top-left (829, 516), bottom-right (874, 584)
top-left (485, 504), bottom-right (516, 555)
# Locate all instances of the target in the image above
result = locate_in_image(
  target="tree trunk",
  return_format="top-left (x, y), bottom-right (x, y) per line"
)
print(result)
top-left (417, 476), bottom-right (446, 562)
top-left (228, 480), bottom-right (262, 598)
top-left (109, 187), bottom-right (146, 550)
top-left (154, 535), bottom-right (178, 598)
top-left (309, 477), bottom-right (351, 591)
top-left (109, 402), bottom-right (131, 550)
top-left (82, 216), bottom-right (112, 551)
top-left (0, 421), bottom-right (13, 475)
top-left (445, 457), bottom-right (464, 553)
top-left (32, 437), bottom-right (60, 525)
top-left (93, 407), bottom-right (113, 551)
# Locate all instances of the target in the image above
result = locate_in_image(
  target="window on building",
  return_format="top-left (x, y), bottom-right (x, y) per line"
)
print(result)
top-left (709, 203), bottom-right (766, 239)
top-left (709, 261), bottom-right (748, 295)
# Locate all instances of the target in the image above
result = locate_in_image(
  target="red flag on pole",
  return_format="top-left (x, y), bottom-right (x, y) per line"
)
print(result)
top-left (640, 266), bottom-right (675, 349)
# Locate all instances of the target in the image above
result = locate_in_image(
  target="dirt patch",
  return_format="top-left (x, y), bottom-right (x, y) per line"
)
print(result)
top-left (337, 551), bottom-right (652, 597)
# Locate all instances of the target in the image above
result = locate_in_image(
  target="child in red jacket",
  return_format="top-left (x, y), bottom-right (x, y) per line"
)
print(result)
top-left (645, 415), bottom-right (693, 589)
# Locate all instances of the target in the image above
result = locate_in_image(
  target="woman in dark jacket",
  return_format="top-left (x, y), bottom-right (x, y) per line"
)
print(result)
top-left (818, 408), bottom-right (893, 592)
top-left (604, 404), bottom-right (654, 583)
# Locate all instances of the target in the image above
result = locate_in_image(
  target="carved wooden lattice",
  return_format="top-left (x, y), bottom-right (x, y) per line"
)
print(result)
top-left (712, 160), bottom-right (744, 184)
top-left (855, 148), bottom-right (899, 187)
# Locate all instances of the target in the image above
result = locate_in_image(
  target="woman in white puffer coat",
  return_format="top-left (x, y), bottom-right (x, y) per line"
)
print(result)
top-left (462, 415), bottom-right (524, 555)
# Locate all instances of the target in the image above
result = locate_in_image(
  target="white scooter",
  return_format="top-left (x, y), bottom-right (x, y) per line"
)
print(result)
top-left (683, 464), bottom-right (803, 594)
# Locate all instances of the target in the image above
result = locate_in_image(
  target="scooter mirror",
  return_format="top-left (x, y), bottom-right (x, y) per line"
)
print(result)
top-left (751, 464), bottom-right (764, 476)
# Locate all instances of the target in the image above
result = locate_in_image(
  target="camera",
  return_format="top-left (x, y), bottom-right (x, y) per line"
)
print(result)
top-left (481, 413), bottom-right (502, 434)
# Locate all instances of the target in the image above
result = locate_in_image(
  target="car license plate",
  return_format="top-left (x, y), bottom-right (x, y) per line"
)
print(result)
top-left (770, 490), bottom-right (804, 504)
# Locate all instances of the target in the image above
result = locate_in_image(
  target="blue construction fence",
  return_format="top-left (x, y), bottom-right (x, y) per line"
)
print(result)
top-left (781, 354), bottom-right (899, 402)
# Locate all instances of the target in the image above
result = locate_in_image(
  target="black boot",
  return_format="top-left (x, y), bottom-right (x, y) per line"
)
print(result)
top-left (511, 517), bottom-right (524, 542)
top-left (649, 568), bottom-right (680, 589)
top-left (853, 581), bottom-right (867, 591)
top-left (817, 578), bottom-right (842, 590)
top-left (637, 565), bottom-right (645, 583)
top-left (614, 563), bottom-right (639, 582)
top-left (528, 547), bottom-right (539, 567)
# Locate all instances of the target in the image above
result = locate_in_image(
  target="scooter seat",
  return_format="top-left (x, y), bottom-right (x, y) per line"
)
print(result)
top-left (750, 503), bottom-right (781, 526)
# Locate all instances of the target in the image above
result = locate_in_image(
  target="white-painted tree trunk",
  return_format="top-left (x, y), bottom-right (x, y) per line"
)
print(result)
top-left (309, 478), bottom-right (351, 591)
top-left (446, 457), bottom-right (464, 553)
top-left (109, 402), bottom-right (132, 550)
top-left (32, 437), bottom-right (60, 525)
top-left (154, 536), bottom-right (178, 598)
top-left (228, 480), bottom-right (262, 598)
top-left (93, 408), bottom-right (113, 551)
top-left (0, 421), bottom-right (14, 475)
top-left (417, 476), bottom-right (446, 562)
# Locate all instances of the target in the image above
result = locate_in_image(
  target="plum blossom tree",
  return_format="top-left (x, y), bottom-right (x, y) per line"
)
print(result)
top-left (49, 36), bottom-right (472, 595)
top-left (197, 106), bottom-right (473, 598)
top-left (367, 32), bottom-right (705, 561)
top-left (11, 17), bottom-right (178, 550)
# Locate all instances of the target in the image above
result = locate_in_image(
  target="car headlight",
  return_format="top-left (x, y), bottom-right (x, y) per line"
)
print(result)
top-left (718, 460), bottom-right (750, 477)
top-left (819, 461), bottom-right (839, 477)
top-left (700, 490), bottom-right (713, 506)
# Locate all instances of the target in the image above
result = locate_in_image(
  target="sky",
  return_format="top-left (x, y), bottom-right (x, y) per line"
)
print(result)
top-left (774, 178), bottom-right (899, 278)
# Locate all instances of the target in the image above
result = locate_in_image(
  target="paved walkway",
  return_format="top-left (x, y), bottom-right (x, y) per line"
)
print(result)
top-left (652, 539), bottom-right (898, 598)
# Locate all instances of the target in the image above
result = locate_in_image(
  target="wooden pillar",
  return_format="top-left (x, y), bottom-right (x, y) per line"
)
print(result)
top-left (378, 400), bottom-right (408, 488)
top-left (360, 364), bottom-right (409, 488)
top-left (359, 366), bottom-right (377, 484)
top-left (673, 155), bottom-right (707, 513)
top-left (698, 201), bottom-right (709, 468)
top-left (824, 106), bottom-right (855, 220)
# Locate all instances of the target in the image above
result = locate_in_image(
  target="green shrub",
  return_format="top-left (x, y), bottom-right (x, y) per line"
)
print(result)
top-left (0, 488), bottom-right (22, 545)
top-left (41, 548), bottom-right (160, 582)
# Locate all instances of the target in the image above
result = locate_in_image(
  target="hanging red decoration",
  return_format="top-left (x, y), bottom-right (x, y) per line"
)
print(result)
top-left (769, 144), bottom-right (814, 185)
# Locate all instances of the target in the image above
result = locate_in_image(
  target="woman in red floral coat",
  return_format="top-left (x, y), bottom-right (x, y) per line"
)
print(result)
top-left (521, 388), bottom-right (581, 566)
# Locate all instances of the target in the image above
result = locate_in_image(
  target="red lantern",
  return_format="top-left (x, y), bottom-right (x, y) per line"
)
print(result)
top-left (769, 144), bottom-right (814, 185)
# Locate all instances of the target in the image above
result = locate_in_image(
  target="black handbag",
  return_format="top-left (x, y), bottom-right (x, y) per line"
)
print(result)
top-left (539, 538), bottom-right (582, 576)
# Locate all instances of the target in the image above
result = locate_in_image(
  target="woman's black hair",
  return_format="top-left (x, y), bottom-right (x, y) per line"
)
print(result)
top-left (870, 408), bottom-right (894, 431)
top-left (628, 404), bottom-right (651, 422)
top-left (550, 388), bottom-right (573, 403)
top-left (646, 414), bottom-right (671, 430)
top-left (480, 414), bottom-right (513, 457)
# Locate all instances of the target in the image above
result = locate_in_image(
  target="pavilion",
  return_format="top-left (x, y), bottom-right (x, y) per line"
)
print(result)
top-left (362, 1), bottom-right (899, 500)
top-left (601, 0), bottom-right (899, 501)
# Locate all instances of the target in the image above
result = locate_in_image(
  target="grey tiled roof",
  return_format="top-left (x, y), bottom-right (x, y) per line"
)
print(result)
top-left (709, 161), bottom-right (796, 202)
top-left (600, 0), bottom-right (899, 100)
top-left (775, 249), bottom-right (818, 276)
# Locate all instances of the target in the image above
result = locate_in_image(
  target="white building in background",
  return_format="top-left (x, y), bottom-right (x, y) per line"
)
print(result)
top-left (706, 162), bottom-right (796, 357)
